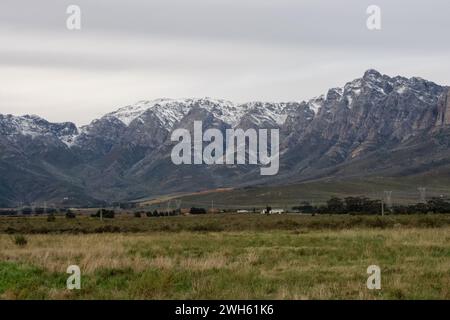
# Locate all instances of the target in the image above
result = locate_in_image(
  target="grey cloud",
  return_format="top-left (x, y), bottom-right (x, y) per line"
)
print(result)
top-left (0, 0), bottom-right (449, 125)
top-left (1, 0), bottom-right (449, 49)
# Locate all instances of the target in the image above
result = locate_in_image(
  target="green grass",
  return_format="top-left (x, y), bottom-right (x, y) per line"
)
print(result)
top-left (1, 214), bottom-right (450, 234)
top-left (0, 215), bottom-right (448, 299)
top-left (171, 177), bottom-right (450, 208)
top-left (0, 261), bottom-right (66, 299)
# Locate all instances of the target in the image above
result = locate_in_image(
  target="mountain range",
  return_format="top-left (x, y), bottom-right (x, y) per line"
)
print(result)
top-left (1, 69), bottom-right (450, 207)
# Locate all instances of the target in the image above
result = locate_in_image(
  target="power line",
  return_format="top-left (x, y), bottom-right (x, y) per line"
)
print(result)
top-left (418, 187), bottom-right (426, 203)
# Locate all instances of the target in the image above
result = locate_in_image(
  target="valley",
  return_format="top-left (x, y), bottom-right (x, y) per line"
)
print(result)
top-left (1, 70), bottom-right (449, 210)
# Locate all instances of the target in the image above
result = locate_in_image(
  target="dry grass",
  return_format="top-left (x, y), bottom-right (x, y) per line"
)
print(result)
top-left (1, 214), bottom-right (449, 234)
top-left (0, 233), bottom-right (265, 273)
top-left (0, 227), bottom-right (449, 299)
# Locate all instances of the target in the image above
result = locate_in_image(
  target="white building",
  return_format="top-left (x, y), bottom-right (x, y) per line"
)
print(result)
top-left (260, 208), bottom-right (285, 214)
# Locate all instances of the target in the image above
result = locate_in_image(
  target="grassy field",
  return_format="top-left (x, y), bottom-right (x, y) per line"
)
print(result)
top-left (0, 214), bottom-right (449, 299)
top-left (167, 176), bottom-right (450, 208)
top-left (1, 213), bottom-right (450, 234)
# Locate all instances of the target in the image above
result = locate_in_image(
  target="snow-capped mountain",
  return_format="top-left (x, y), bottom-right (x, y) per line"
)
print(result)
top-left (101, 98), bottom-right (290, 130)
top-left (0, 114), bottom-right (79, 148)
top-left (1, 70), bottom-right (449, 207)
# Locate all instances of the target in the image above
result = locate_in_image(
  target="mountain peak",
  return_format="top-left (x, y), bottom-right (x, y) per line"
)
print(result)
top-left (1, 71), bottom-right (449, 207)
top-left (363, 69), bottom-right (382, 80)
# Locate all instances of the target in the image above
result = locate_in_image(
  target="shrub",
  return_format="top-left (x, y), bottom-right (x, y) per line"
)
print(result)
top-left (190, 207), bottom-right (207, 215)
top-left (188, 223), bottom-right (224, 232)
top-left (21, 207), bottom-right (33, 215)
top-left (292, 201), bottom-right (315, 213)
top-left (34, 207), bottom-right (45, 214)
top-left (14, 235), bottom-right (28, 246)
top-left (134, 212), bottom-right (142, 218)
top-left (65, 209), bottom-right (76, 219)
top-left (91, 209), bottom-right (115, 219)
top-left (0, 209), bottom-right (17, 216)
top-left (47, 213), bottom-right (56, 222)
top-left (326, 197), bottom-right (345, 214)
top-left (94, 225), bottom-right (121, 233)
top-left (46, 208), bottom-right (57, 214)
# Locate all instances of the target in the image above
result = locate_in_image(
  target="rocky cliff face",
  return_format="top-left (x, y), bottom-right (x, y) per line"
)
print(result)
top-left (1, 70), bottom-right (449, 206)
top-left (436, 88), bottom-right (450, 127)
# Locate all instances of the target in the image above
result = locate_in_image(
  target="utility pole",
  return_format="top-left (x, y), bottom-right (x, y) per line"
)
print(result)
top-left (383, 191), bottom-right (392, 215)
top-left (381, 198), bottom-right (384, 216)
top-left (418, 187), bottom-right (426, 203)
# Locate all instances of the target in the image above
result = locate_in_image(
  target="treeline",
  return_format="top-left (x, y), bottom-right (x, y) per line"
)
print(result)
top-left (392, 197), bottom-right (450, 214)
top-left (135, 209), bottom-right (180, 218)
top-left (293, 196), bottom-right (450, 215)
top-left (135, 207), bottom-right (207, 217)
top-left (91, 209), bottom-right (115, 218)
top-left (0, 206), bottom-right (210, 218)
top-left (0, 207), bottom-right (68, 216)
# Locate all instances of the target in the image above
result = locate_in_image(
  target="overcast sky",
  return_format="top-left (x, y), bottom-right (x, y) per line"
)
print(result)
top-left (1, 0), bottom-right (449, 125)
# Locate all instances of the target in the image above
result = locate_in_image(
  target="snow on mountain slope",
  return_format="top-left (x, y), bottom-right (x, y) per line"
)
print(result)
top-left (240, 102), bottom-right (291, 126)
top-left (2, 70), bottom-right (444, 150)
top-left (306, 95), bottom-right (325, 114)
top-left (0, 114), bottom-right (49, 137)
top-left (306, 69), bottom-right (443, 113)
top-left (0, 114), bottom-right (78, 145)
top-left (105, 98), bottom-right (243, 128)
top-left (105, 101), bottom-right (152, 126)
top-left (105, 98), bottom-right (298, 130)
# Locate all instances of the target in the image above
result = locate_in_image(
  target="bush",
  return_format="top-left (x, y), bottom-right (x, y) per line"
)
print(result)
top-left (326, 197), bottom-right (345, 214)
top-left (0, 209), bottom-right (17, 216)
top-left (134, 212), bottom-right (142, 218)
top-left (65, 209), bottom-right (76, 219)
top-left (190, 207), bottom-right (207, 215)
top-left (21, 207), bottom-right (33, 215)
top-left (91, 209), bottom-right (115, 219)
top-left (13, 235), bottom-right (28, 246)
top-left (292, 201), bottom-right (315, 213)
top-left (34, 207), bottom-right (45, 214)
top-left (47, 213), bottom-right (56, 222)
top-left (188, 223), bottom-right (224, 232)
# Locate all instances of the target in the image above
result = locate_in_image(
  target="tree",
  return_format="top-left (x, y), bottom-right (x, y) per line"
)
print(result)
top-left (427, 197), bottom-right (450, 213)
top-left (190, 207), bottom-right (207, 214)
top-left (292, 201), bottom-right (314, 213)
top-left (34, 207), bottom-right (45, 214)
top-left (326, 197), bottom-right (345, 214)
top-left (344, 197), bottom-right (363, 213)
top-left (342, 197), bottom-right (381, 215)
top-left (21, 207), bottom-right (33, 215)
top-left (91, 209), bottom-right (115, 218)
top-left (0, 209), bottom-right (17, 216)
top-left (65, 209), bottom-right (76, 219)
